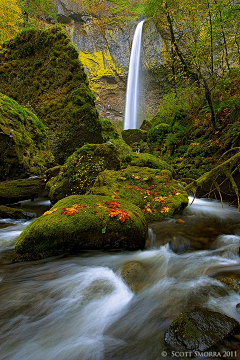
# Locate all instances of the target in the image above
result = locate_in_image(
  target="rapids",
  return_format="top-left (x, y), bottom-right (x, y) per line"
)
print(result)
top-left (0, 197), bottom-right (240, 359)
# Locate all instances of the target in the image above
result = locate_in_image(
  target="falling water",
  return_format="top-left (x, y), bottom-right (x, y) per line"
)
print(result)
top-left (124, 20), bottom-right (145, 130)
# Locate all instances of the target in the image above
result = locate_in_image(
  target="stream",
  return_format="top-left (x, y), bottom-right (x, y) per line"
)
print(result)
top-left (1, 197), bottom-right (240, 360)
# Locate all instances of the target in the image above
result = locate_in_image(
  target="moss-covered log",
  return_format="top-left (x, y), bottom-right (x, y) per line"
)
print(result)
top-left (184, 151), bottom-right (240, 207)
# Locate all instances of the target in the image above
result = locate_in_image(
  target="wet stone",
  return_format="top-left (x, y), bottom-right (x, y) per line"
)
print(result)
top-left (165, 308), bottom-right (238, 351)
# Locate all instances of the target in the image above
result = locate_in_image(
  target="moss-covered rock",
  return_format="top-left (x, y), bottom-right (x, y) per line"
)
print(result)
top-left (0, 177), bottom-right (46, 205)
top-left (129, 152), bottom-right (173, 172)
top-left (0, 205), bottom-right (35, 219)
top-left (13, 195), bottom-right (147, 261)
top-left (89, 166), bottom-right (188, 221)
top-left (0, 93), bottom-right (54, 181)
top-left (122, 129), bottom-right (147, 147)
top-left (0, 25), bottom-right (103, 163)
top-left (46, 143), bottom-right (122, 203)
top-left (165, 309), bottom-right (238, 351)
top-left (100, 118), bottom-right (120, 141)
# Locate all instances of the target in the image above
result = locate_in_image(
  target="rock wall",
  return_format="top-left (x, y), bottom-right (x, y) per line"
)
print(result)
top-left (54, 0), bottom-right (164, 126)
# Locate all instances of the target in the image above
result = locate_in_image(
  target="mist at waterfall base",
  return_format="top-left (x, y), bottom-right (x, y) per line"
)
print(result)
top-left (1, 198), bottom-right (240, 359)
top-left (124, 20), bottom-right (145, 130)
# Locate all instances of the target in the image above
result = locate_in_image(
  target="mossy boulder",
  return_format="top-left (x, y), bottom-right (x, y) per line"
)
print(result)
top-left (46, 143), bottom-right (122, 203)
top-left (0, 205), bottom-right (35, 219)
top-left (122, 129), bottom-right (148, 147)
top-left (0, 93), bottom-right (54, 181)
top-left (100, 118), bottom-right (120, 141)
top-left (0, 25), bottom-right (103, 163)
top-left (129, 153), bottom-right (173, 172)
top-left (0, 177), bottom-right (46, 205)
top-left (147, 122), bottom-right (170, 144)
top-left (89, 166), bottom-right (188, 221)
top-left (13, 195), bottom-right (147, 261)
top-left (165, 309), bottom-right (238, 351)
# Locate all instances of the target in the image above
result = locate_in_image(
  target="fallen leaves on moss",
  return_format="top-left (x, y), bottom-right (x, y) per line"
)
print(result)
top-left (43, 208), bottom-right (58, 215)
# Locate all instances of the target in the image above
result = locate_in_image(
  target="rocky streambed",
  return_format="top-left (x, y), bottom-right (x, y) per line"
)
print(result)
top-left (0, 197), bottom-right (240, 359)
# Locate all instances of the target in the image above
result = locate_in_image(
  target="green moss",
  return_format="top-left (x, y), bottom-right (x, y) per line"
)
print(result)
top-left (0, 205), bottom-right (34, 219)
top-left (0, 177), bottom-right (45, 204)
top-left (100, 118), bottom-right (120, 141)
top-left (0, 25), bottom-right (103, 164)
top-left (89, 166), bottom-right (188, 221)
top-left (13, 194), bottom-right (147, 261)
top-left (0, 93), bottom-right (54, 180)
top-left (129, 153), bottom-right (173, 172)
top-left (47, 143), bottom-right (122, 203)
top-left (122, 129), bottom-right (147, 146)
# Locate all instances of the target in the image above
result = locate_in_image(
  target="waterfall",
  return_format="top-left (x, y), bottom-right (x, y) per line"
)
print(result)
top-left (124, 20), bottom-right (145, 130)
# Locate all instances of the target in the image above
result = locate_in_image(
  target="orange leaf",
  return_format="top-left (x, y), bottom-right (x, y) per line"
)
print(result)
top-left (145, 190), bottom-right (151, 196)
top-left (61, 207), bottom-right (79, 216)
top-left (119, 211), bottom-right (131, 223)
top-left (105, 201), bottom-right (121, 209)
top-left (43, 208), bottom-right (58, 215)
top-left (126, 185), bottom-right (132, 189)
top-left (177, 219), bottom-right (185, 223)
top-left (134, 186), bottom-right (142, 191)
top-left (160, 207), bottom-right (169, 213)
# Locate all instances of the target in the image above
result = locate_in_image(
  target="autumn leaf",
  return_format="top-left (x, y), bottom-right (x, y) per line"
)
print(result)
top-left (130, 174), bottom-right (135, 178)
top-left (43, 208), bottom-right (58, 215)
top-left (126, 185), bottom-right (132, 189)
top-left (177, 219), bottom-right (185, 223)
top-left (160, 207), bottom-right (169, 213)
top-left (171, 189), bottom-right (177, 195)
top-left (107, 208), bottom-right (131, 223)
top-left (119, 211), bottom-right (131, 223)
top-left (134, 186), bottom-right (142, 191)
top-left (135, 176), bottom-right (141, 180)
top-left (105, 201), bottom-right (121, 209)
top-left (165, 181), bottom-right (170, 186)
top-left (61, 206), bottom-right (79, 216)
top-left (154, 196), bottom-right (167, 203)
top-left (148, 185), bottom-right (155, 189)
top-left (145, 190), bottom-right (151, 196)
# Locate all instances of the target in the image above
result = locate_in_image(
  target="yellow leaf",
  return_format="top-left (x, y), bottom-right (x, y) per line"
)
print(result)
top-left (43, 208), bottom-right (58, 215)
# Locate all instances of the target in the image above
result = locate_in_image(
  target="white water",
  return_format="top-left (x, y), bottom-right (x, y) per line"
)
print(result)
top-left (1, 198), bottom-right (240, 359)
top-left (124, 20), bottom-right (145, 130)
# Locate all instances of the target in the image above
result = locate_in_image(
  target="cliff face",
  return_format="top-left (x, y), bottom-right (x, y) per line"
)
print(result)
top-left (54, 0), bottom-right (164, 126)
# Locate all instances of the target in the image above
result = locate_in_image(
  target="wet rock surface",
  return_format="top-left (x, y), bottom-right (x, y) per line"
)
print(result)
top-left (165, 309), bottom-right (238, 351)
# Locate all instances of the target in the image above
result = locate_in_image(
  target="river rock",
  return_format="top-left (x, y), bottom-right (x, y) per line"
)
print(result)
top-left (121, 261), bottom-right (148, 293)
top-left (13, 195), bottom-right (147, 261)
top-left (0, 205), bottom-right (35, 220)
top-left (0, 177), bottom-right (46, 205)
top-left (165, 309), bottom-right (238, 351)
top-left (0, 25), bottom-right (103, 164)
top-left (0, 93), bottom-right (54, 181)
top-left (90, 166), bottom-right (188, 221)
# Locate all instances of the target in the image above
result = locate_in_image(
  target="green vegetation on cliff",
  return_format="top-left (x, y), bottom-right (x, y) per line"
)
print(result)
top-left (0, 25), bottom-right (103, 163)
top-left (0, 93), bottom-right (53, 180)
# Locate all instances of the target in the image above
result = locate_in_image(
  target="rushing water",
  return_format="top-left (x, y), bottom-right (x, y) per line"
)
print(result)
top-left (1, 198), bottom-right (240, 359)
top-left (124, 20), bottom-right (145, 130)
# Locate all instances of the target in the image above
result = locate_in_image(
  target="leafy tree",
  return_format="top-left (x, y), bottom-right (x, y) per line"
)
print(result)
top-left (0, 0), bottom-right (23, 43)
top-left (19, 0), bottom-right (57, 25)
top-left (143, 0), bottom-right (240, 129)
